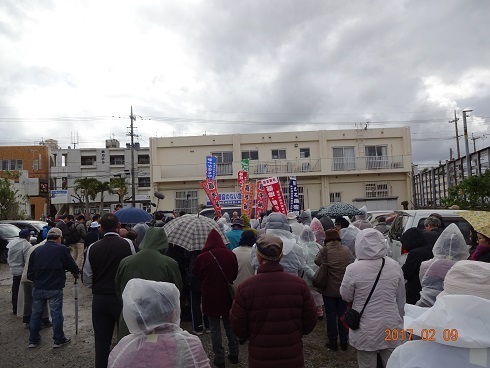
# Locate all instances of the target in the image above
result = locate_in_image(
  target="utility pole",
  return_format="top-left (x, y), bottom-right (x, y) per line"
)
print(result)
top-left (128, 107), bottom-right (136, 207)
top-left (471, 133), bottom-right (481, 152)
top-left (463, 109), bottom-right (472, 177)
top-left (449, 110), bottom-right (460, 159)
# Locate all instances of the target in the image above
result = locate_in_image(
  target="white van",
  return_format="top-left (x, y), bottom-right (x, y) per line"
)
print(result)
top-left (386, 210), bottom-right (471, 264)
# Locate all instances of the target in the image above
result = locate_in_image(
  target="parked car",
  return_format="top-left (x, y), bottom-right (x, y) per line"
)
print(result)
top-left (0, 220), bottom-right (47, 245)
top-left (386, 210), bottom-right (471, 265)
top-left (0, 223), bottom-right (23, 263)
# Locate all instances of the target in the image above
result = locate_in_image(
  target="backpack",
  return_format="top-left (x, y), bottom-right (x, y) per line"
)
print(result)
top-left (65, 223), bottom-right (82, 245)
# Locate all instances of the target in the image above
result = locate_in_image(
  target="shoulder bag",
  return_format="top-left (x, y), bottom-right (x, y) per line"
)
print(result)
top-left (209, 251), bottom-right (237, 300)
top-left (343, 257), bottom-right (385, 330)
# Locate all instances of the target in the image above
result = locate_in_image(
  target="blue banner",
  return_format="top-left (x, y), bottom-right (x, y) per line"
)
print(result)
top-left (288, 176), bottom-right (300, 215)
top-left (206, 156), bottom-right (217, 180)
top-left (206, 192), bottom-right (242, 206)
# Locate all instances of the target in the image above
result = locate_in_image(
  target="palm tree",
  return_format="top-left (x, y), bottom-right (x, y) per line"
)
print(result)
top-left (96, 181), bottom-right (112, 213)
top-left (74, 177), bottom-right (99, 216)
top-left (109, 177), bottom-right (129, 204)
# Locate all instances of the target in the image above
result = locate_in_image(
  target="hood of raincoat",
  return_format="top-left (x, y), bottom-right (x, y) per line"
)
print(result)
top-left (432, 223), bottom-right (469, 260)
top-left (123, 278), bottom-right (181, 334)
top-left (355, 228), bottom-right (387, 260)
top-left (310, 218), bottom-right (325, 245)
top-left (132, 223), bottom-right (149, 249)
top-left (201, 228), bottom-right (226, 252)
top-left (298, 225), bottom-right (315, 244)
top-left (299, 209), bottom-right (312, 225)
top-left (266, 228), bottom-right (297, 255)
top-left (139, 226), bottom-right (169, 253)
top-left (400, 227), bottom-right (427, 252)
top-left (355, 205), bottom-right (368, 220)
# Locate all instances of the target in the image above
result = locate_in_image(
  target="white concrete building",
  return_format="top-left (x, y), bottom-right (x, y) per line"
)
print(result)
top-left (49, 139), bottom-right (151, 216)
top-left (149, 127), bottom-right (413, 214)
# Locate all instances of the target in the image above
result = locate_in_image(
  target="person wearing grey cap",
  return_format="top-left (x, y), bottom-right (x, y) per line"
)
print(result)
top-left (230, 233), bottom-right (317, 368)
top-left (7, 229), bottom-right (32, 315)
top-left (27, 227), bottom-right (79, 349)
top-left (251, 212), bottom-right (305, 277)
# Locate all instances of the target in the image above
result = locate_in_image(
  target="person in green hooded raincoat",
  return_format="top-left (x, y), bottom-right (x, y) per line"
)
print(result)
top-left (115, 226), bottom-right (183, 340)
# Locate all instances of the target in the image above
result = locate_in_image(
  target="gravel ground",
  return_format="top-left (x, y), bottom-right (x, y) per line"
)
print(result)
top-left (0, 263), bottom-right (358, 367)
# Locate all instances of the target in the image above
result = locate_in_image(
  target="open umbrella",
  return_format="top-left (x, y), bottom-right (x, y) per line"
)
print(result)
top-left (318, 203), bottom-right (362, 218)
top-left (458, 211), bottom-right (490, 238)
top-left (163, 214), bottom-right (228, 251)
top-left (74, 279), bottom-right (79, 335)
top-left (114, 207), bottom-right (152, 224)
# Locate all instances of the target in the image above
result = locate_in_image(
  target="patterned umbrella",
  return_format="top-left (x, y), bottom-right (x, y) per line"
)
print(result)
top-left (114, 207), bottom-right (153, 224)
top-left (163, 214), bottom-right (229, 251)
top-left (458, 211), bottom-right (490, 239)
top-left (317, 203), bottom-right (362, 218)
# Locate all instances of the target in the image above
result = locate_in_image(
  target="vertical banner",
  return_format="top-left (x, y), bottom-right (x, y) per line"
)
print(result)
top-left (240, 181), bottom-right (253, 219)
top-left (200, 179), bottom-right (222, 217)
top-left (254, 180), bottom-right (268, 219)
top-left (241, 159), bottom-right (250, 172)
top-left (261, 177), bottom-right (287, 215)
top-left (206, 156), bottom-right (217, 180)
top-left (288, 176), bottom-right (300, 215)
top-left (237, 170), bottom-right (248, 188)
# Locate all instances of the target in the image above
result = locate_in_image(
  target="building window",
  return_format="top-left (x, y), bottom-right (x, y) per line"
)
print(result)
top-left (211, 151), bottom-right (233, 176)
top-left (365, 145), bottom-right (388, 169)
top-left (62, 177), bottom-right (68, 190)
top-left (110, 155), bottom-right (125, 165)
top-left (333, 147), bottom-right (355, 170)
top-left (281, 183), bottom-right (304, 212)
top-left (175, 190), bottom-right (198, 214)
top-left (62, 154), bottom-right (67, 167)
top-left (33, 160), bottom-right (39, 171)
top-left (138, 177), bottom-right (150, 188)
top-left (241, 151), bottom-right (259, 160)
top-left (299, 148), bottom-right (310, 158)
top-left (365, 182), bottom-right (390, 198)
top-left (1, 159), bottom-right (23, 171)
top-left (272, 149), bottom-right (286, 160)
top-left (330, 192), bottom-right (342, 203)
top-left (81, 156), bottom-right (96, 165)
top-left (138, 155), bottom-right (150, 164)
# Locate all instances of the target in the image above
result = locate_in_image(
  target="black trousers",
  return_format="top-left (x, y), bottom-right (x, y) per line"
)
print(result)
top-left (92, 294), bottom-right (122, 368)
top-left (12, 275), bottom-right (21, 314)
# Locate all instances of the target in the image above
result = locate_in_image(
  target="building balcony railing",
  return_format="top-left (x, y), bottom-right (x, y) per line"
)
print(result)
top-left (249, 159), bottom-right (321, 175)
top-left (332, 155), bottom-right (404, 171)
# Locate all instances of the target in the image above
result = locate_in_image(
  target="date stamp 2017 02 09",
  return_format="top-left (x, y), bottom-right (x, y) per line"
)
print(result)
top-left (384, 328), bottom-right (459, 342)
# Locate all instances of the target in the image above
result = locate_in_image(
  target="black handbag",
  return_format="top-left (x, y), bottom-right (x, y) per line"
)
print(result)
top-left (343, 257), bottom-right (385, 330)
top-left (312, 262), bottom-right (329, 289)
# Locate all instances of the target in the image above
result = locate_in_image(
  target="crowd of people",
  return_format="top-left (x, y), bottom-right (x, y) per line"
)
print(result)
top-left (5, 205), bottom-right (490, 368)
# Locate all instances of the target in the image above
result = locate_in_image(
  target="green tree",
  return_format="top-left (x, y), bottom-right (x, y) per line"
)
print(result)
top-left (0, 178), bottom-right (26, 220)
top-left (442, 170), bottom-right (490, 210)
top-left (96, 181), bottom-right (112, 213)
top-left (74, 177), bottom-right (99, 216)
top-left (109, 177), bottom-right (128, 204)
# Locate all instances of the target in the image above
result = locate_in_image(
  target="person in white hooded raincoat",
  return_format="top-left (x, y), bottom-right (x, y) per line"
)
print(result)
top-left (416, 223), bottom-right (469, 307)
top-left (340, 228), bottom-right (405, 368)
top-left (387, 260), bottom-right (490, 368)
top-left (251, 212), bottom-right (305, 276)
top-left (108, 278), bottom-right (210, 368)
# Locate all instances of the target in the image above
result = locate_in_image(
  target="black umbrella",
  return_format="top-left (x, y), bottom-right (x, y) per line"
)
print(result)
top-left (318, 203), bottom-right (362, 218)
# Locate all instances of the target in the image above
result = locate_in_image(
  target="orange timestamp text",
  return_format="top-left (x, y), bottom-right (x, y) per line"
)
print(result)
top-left (384, 328), bottom-right (459, 342)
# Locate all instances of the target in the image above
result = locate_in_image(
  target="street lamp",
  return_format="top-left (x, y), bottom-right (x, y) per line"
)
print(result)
top-left (463, 109), bottom-right (473, 177)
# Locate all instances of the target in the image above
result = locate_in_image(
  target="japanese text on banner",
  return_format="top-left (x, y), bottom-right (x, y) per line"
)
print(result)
top-left (288, 176), bottom-right (300, 215)
top-left (206, 156), bottom-right (217, 180)
top-left (200, 179), bottom-right (222, 217)
top-left (254, 180), bottom-right (268, 219)
top-left (260, 177), bottom-right (287, 215)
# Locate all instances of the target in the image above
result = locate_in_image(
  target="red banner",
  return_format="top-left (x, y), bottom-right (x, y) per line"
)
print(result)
top-left (240, 181), bottom-right (253, 219)
top-left (238, 171), bottom-right (248, 188)
top-left (254, 180), bottom-right (268, 219)
top-left (260, 177), bottom-right (287, 215)
top-left (200, 179), bottom-right (222, 217)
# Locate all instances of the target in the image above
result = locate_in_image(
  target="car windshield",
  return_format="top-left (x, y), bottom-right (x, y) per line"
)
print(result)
top-left (0, 224), bottom-right (21, 238)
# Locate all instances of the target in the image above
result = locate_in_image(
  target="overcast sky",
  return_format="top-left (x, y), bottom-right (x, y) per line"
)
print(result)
top-left (1, 0), bottom-right (489, 166)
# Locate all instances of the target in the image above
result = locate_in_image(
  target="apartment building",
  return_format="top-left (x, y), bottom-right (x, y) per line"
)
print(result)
top-left (0, 145), bottom-right (50, 220)
top-left (49, 139), bottom-right (152, 216)
top-left (149, 127), bottom-right (413, 214)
